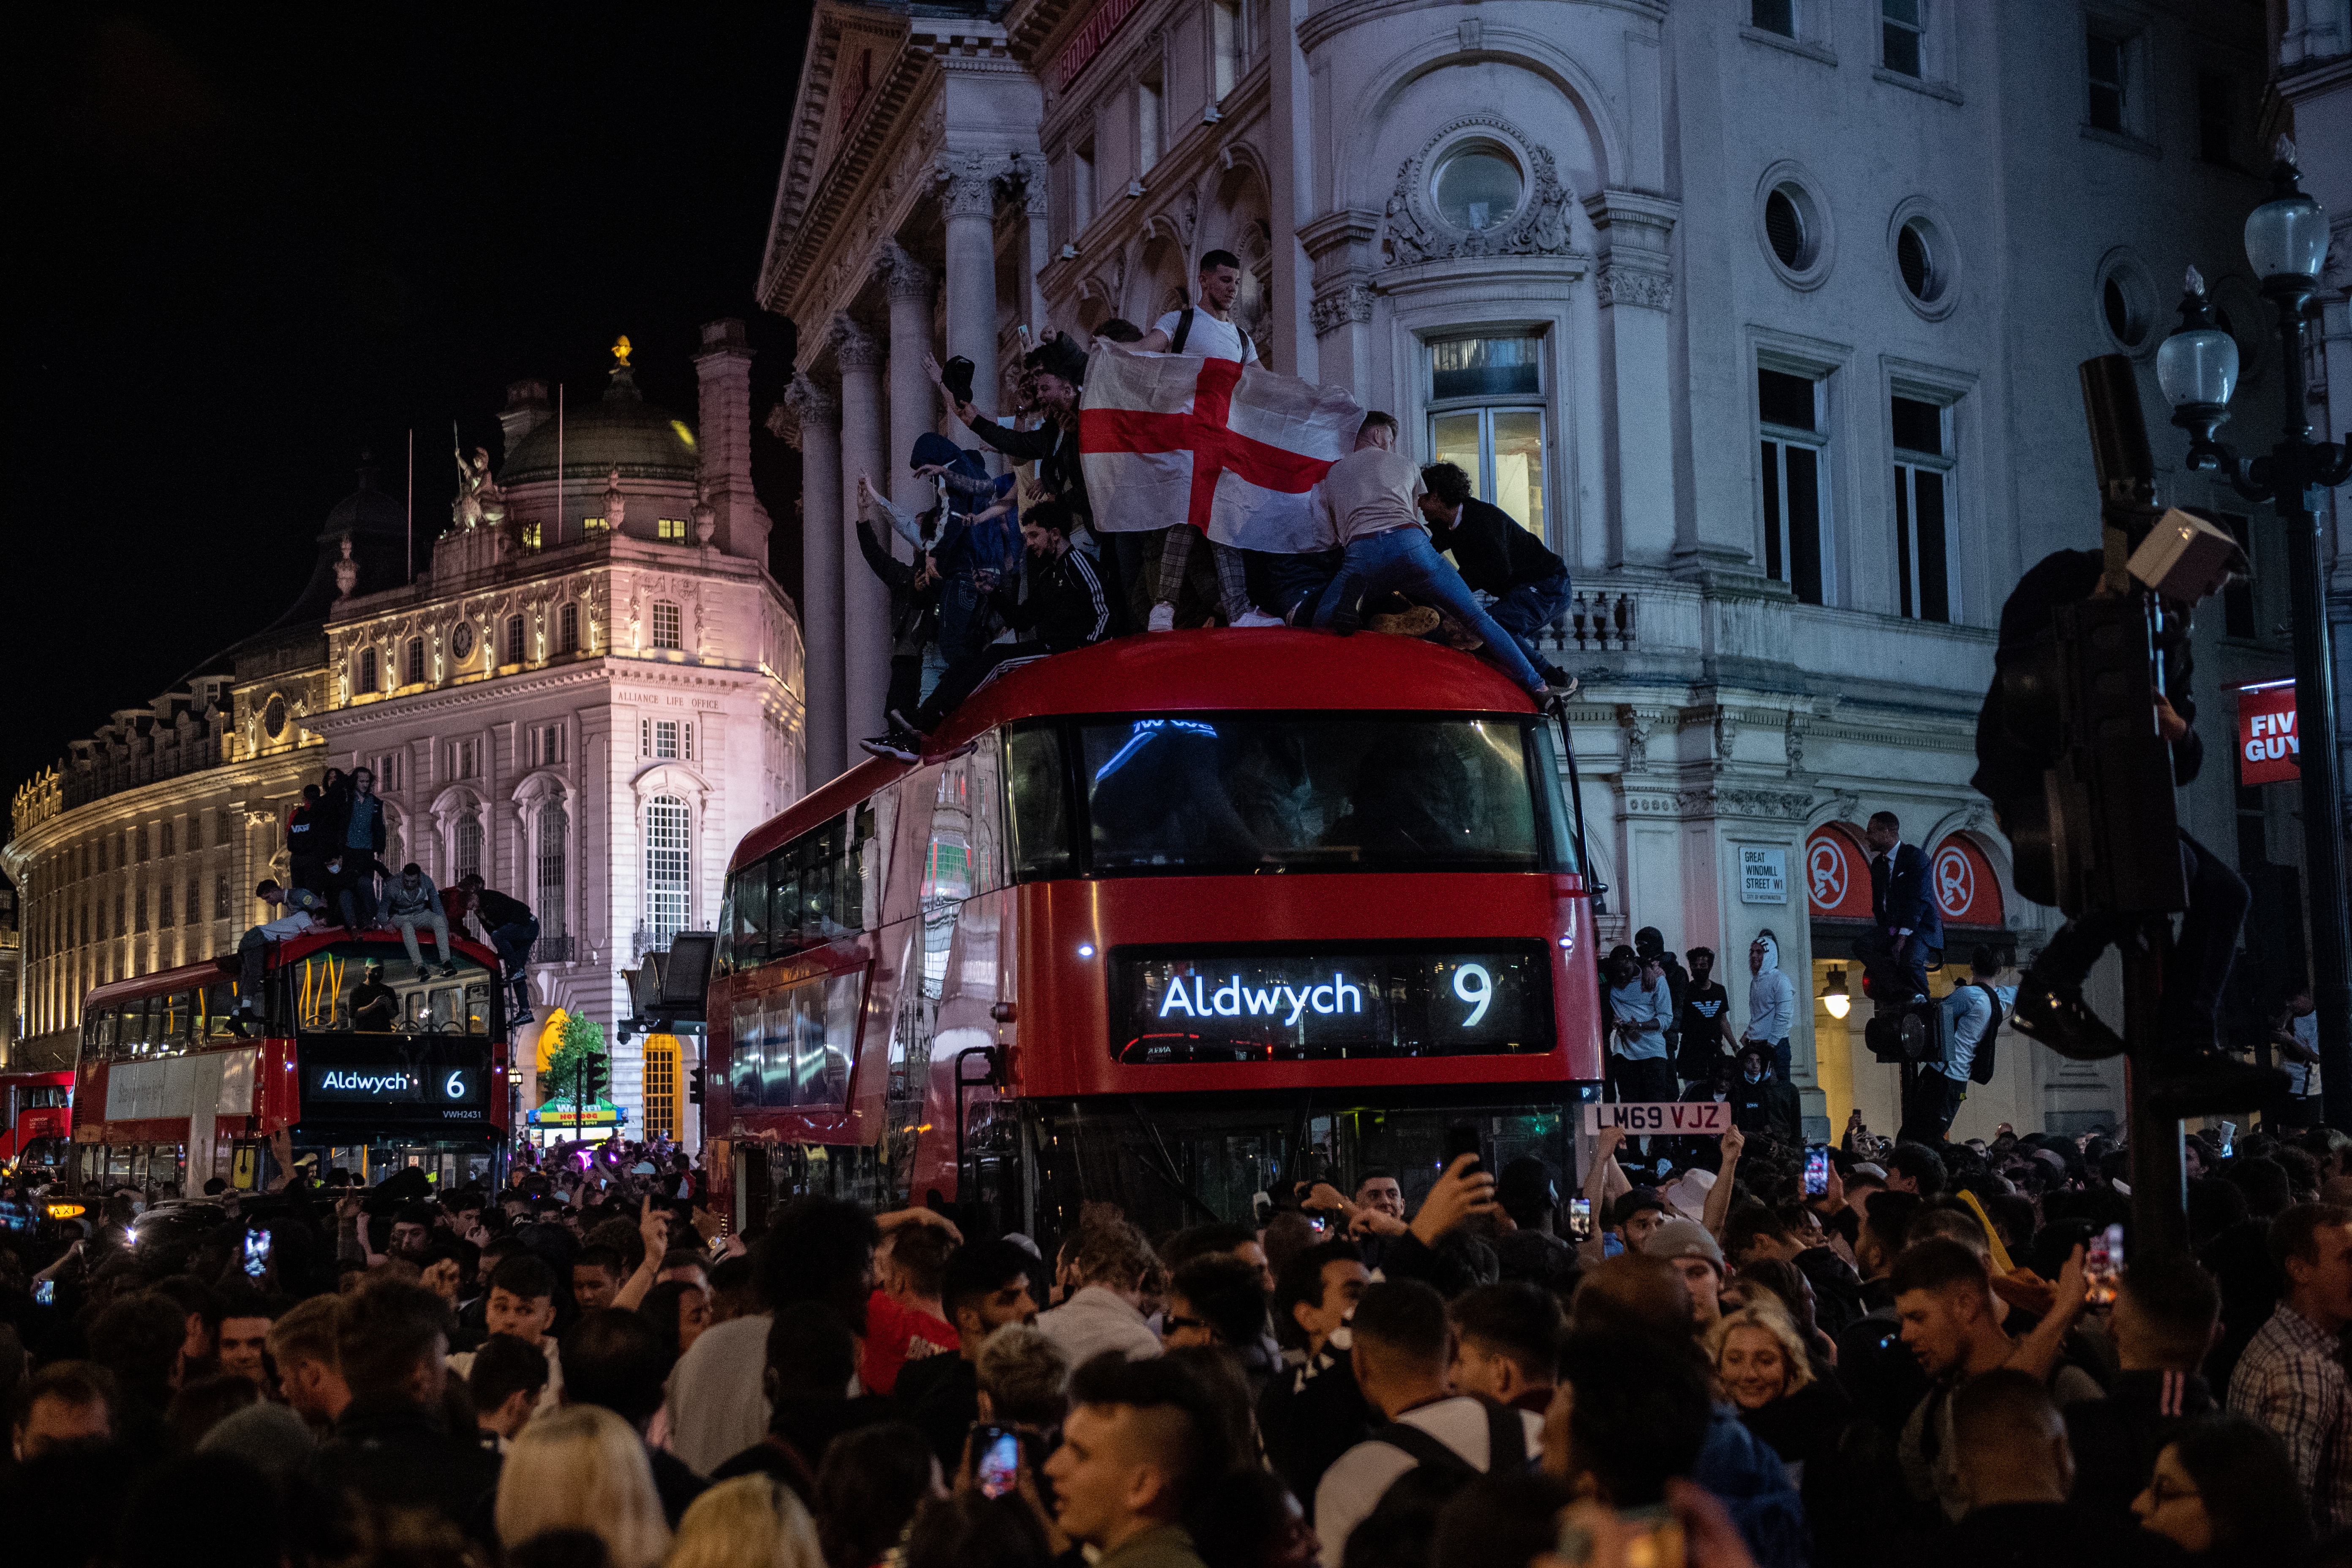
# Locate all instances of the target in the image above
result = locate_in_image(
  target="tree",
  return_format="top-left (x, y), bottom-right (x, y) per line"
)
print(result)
top-left (542, 1012), bottom-right (609, 1103)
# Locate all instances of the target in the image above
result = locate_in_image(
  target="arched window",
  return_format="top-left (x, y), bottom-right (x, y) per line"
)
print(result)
top-left (558, 602), bottom-right (580, 654)
top-left (454, 806), bottom-right (484, 882)
top-left (359, 647), bottom-right (378, 693)
top-left (536, 797), bottom-right (569, 940)
top-left (505, 615), bottom-right (526, 666)
top-left (644, 795), bottom-right (690, 950)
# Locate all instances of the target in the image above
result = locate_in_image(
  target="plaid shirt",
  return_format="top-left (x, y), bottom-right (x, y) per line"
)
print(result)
top-left (2228, 1301), bottom-right (2352, 1533)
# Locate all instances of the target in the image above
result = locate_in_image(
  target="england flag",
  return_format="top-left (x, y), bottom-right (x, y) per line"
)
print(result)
top-left (1078, 345), bottom-right (1364, 553)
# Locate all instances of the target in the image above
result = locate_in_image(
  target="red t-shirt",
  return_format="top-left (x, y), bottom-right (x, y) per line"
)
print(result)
top-left (860, 1289), bottom-right (958, 1397)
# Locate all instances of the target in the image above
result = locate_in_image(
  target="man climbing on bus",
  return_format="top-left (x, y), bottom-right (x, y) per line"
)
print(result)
top-left (861, 498), bottom-right (1111, 763)
top-left (228, 879), bottom-right (327, 1033)
top-left (455, 874), bottom-right (539, 1025)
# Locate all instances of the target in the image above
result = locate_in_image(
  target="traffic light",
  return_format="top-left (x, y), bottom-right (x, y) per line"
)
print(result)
top-left (578, 1055), bottom-right (609, 1105)
top-left (687, 1066), bottom-right (705, 1106)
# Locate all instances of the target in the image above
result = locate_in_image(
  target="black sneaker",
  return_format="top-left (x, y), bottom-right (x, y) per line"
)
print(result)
top-left (2145, 1054), bottom-right (2292, 1119)
top-left (511, 1005), bottom-right (536, 1027)
top-left (2010, 980), bottom-right (2126, 1062)
top-left (889, 709), bottom-right (930, 741)
top-left (441, 961), bottom-right (459, 978)
top-left (860, 734), bottom-right (920, 764)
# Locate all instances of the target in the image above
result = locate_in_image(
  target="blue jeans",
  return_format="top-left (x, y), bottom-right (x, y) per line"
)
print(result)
top-left (936, 576), bottom-right (993, 665)
top-left (1309, 527), bottom-right (1546, 693)
top-left (1487, 569), bottom-right (1573, 674)
top-left (489, 918), bottom-right (539, 982)
top-left (1263, 547), bottom-right (1342, 623)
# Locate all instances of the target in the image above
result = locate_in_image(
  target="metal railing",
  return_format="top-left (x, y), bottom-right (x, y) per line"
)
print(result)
top-left (531, 934), bottom-right (576, 965)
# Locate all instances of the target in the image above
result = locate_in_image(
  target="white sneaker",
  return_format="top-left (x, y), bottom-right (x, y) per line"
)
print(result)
top-left (1230, 608), bottom-right (1285, 627)
top-left (1147, 602), bottom-right (1176, 632)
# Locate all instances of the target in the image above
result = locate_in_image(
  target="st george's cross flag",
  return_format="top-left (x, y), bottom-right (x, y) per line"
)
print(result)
top-left (1078, 346), bottom-right (1364, 554)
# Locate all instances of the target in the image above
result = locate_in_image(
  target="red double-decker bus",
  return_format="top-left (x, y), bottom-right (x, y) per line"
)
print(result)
top-left (705, 629), bottom-right (1603, 1239)
top-left (0, 1068), bottom-right (73, 1170)
top-left (66, 929), bottom-right (512, 1195)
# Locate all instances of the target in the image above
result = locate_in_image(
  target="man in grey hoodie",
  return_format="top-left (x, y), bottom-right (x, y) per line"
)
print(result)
top-left (383, 863), bottom-right (455, 980)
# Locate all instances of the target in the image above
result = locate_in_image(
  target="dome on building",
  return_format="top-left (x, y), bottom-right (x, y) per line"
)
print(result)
top-left (500, 346), bottom-right (700, 486)
top-left (321, 464), bottom-right (408, 538)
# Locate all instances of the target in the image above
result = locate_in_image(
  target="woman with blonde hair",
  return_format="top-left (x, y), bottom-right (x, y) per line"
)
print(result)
top-left (668, 1475), bottom-right (827, 1568)
top-left (1708, 1301), bottom-right (1858, 1550)
top-left (496, 1405), bottom-right (672, 1568)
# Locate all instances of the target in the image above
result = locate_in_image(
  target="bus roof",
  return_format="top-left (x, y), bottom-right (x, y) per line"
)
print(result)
top-left (736, 627), bottom-right (1542, 871)
top-left (80, 927), bottom-right (502, 1011)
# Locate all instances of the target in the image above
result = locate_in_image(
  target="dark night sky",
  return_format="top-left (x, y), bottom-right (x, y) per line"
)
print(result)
top-left (8, 6), bottom-right (813, 826)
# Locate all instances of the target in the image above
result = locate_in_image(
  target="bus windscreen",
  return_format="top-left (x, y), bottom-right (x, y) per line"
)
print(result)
top-left (1031, 715), bottom-right (1560, 876)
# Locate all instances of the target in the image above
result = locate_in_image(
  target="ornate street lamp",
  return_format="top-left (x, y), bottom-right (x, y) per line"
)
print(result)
top-left (2157, 136), bottom-right (2352, 1129)
top-left (1819, 966), bottom-right (1851, 1021)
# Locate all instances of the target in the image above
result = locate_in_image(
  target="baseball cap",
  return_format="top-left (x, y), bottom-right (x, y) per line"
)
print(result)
top-left (1611, 1189), bottom-right (1666, 1228)
top-left (1642, 1217), bottom-right (1725, 1273)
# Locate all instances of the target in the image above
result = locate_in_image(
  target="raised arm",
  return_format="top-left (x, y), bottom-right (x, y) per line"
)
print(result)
top-left (1578, 1126), bottom-right (1626, 1266)
top-left (1702, 1126), bottom-right (1744, 1239)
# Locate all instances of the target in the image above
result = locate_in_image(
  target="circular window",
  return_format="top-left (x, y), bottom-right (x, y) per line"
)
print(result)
top-left (1887, 201), bottom-right (1958, 319)
top-left (1433, 145), bottom-right (1523, 234)
top-left (1765, 188), bottom-right (1810, 269)
top-left (452, 622), bottom-right (475, 660)
top-left (263, 696), bottom-right (287, 740)
top-left (2094, 250), bottom-right (2159, 355)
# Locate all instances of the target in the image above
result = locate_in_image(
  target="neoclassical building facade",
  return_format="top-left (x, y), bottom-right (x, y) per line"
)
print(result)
top-left (6, 322), bottom-right (806, 1147)
top-left (759, 0), bottom-right (2319, 1140)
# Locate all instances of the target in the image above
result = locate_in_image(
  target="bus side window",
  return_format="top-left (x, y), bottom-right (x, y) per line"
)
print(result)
top-left (464, 984), bottom-right (492, 1034)
top-left (85, 1008), bottom-right (114, 1062)
top-left (115, 1000), bottom-right (149, 1060)
top-left (1004, 723), bottom-right (1075, 882)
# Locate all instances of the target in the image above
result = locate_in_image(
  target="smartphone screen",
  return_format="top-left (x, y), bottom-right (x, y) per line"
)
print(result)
top-left (972, 1426), bottom-right (1021, 1499)
top-left (243, 1229), bottom-right (272, 1279)
top-left (1441, 1123), bottom-right (1485, 1173)
top-left (1802, 1146), bottom-right (1829, 1196)
top-left (710, 1229), bottom-right (731, 1258)
top-left (1569, 1197), bottom-right (1592, 1242)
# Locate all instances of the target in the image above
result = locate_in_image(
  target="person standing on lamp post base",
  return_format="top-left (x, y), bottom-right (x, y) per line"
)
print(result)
top-left (1855, 811), bottom-right (1941, 1004)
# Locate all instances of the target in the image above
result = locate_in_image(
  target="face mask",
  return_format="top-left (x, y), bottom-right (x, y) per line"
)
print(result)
top-left (1744, 1066), bottom-right (1766, 1084)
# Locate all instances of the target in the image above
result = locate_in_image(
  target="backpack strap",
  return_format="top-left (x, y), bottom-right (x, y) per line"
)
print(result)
top-left (1171, 307), bottom-right (1195, 354)
top-left (1371, 1420), bottom-right (1479, 1481)
top-left (1484, 1399), bottom-right (1532, 1473)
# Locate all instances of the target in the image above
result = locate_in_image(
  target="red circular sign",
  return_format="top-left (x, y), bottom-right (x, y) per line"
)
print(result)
top-left (1929, 836), bottom-right (2002, 927)
top-left (1805, 825), bottom-right (1873, 919)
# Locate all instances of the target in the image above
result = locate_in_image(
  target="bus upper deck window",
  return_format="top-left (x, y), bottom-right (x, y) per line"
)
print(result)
top-left (1005, 723), bottom-right (1075, 882)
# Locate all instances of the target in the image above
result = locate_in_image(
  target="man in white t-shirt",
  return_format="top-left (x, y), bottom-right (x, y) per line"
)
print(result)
top-left (1134, 250), bottom-right (1281, 631)
top-left (1313, 1279), bottom-right (1542, 1562)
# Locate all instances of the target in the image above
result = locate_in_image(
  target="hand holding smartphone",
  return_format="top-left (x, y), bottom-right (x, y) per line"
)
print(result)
top-left (1802, 1146), bottom-right (1829, 1196)
top-left (969, 1424), bottom-right (1024, 1500)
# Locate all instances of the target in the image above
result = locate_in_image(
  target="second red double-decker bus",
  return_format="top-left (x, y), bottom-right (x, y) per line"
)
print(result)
top-left (66, 928), bottom-right (512, 1194)
top-left (705, 629), bottom-right (1602, 1238)
top-left (0, 1068), bottom-right (73, 1170)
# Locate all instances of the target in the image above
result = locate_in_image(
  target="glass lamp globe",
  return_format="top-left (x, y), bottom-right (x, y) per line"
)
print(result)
top-left (2246, 137), bottom-right (2330, 283)
top-left (2157, 268), bottom-right (2239, 410)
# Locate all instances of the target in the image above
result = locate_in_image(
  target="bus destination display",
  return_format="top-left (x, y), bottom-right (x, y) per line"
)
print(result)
top-left (1113, 945), bottom-right (1551, 1063)
top-left (300, 1040), bottom-right (491, 1122)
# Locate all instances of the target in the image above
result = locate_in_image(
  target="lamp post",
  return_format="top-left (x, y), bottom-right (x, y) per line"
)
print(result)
top-left (2158, 136), bottom-right (2352, 1130)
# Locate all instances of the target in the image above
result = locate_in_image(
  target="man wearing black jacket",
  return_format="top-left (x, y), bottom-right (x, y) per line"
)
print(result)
top-left (1418, 461), bottom-right (1575, 689)
top-left (316, 1281), bottom-right (502, 1545)
top-left (866, 501), bottom-right (1110, 760)
top-left (944, 338), bottom-right (1090, 526)
top-left (854, 510), bottom-right (942, 732)
top-left (1975, 541), bottom-right (2263, 1099)
top-left (455, 877), bottom-right (539, 1024)
top-left (2063, 1252), bottom-right (2221, 1520)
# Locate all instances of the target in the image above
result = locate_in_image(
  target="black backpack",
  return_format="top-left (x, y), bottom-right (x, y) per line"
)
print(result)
top-left (1969, 980), bottom-right (2004, 1085)
top-left (1170, 307), bottom-right (1195, 354)
top-left (1368, 1399), bottom-right (1533, 1504)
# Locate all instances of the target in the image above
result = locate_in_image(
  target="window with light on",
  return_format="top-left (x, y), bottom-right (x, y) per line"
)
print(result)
top-left (1428, 336), bottom-right (1546, 542)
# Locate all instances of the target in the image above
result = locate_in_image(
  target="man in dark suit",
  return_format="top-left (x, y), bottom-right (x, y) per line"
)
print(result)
top-left (1857, 810), bottom-right (1941, 1002)
top-left (1418, 461), bottom-right (1576, 691)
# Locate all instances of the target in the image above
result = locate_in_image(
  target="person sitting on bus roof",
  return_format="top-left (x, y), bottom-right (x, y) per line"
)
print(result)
top-left (1306, 413), bottom-right (1577, 711)
top-left (229, 880), bottom-right (326, 1030)
top-left (862, 498), bottom-right (1111, 764)
top-left (1416, 460), bottom-right (1577, 694)
top-left (350, 962), bottom-right (399, 1032)
top-left (286, 784), bottom-right (327, 900)
top-left (383, 864), bottom-right (456, 982)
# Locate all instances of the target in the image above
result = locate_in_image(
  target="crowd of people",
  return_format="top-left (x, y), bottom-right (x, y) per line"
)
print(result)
top-left (7, 1086), bottom-right (2352, 1568)
top-left (231, 763), bottom-right (545, 1028)
top-left (853, 250), bottom-right (1579, 765)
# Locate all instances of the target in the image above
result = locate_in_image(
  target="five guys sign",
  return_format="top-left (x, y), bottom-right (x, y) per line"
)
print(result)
top-left (2238, 680), bottom-right (2300, 786)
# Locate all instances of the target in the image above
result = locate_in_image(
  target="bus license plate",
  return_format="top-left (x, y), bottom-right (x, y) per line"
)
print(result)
top-left (1580, 1102), bottom-right (1731, 1135)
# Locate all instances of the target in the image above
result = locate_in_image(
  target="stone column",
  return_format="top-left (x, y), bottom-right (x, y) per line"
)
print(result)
top-left (938, 152), bottom-right (1000, 397)
top-left (1583, 190), bottom-right (1682, 569)
top-left (1011, 154), bottom-right (1053, 338)
top-left (879, 244), bottom-right (937, 529)
top-left (778, 373), bottom-right (844, 784)
top-left (832, 314), bottom-right (891, 743)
